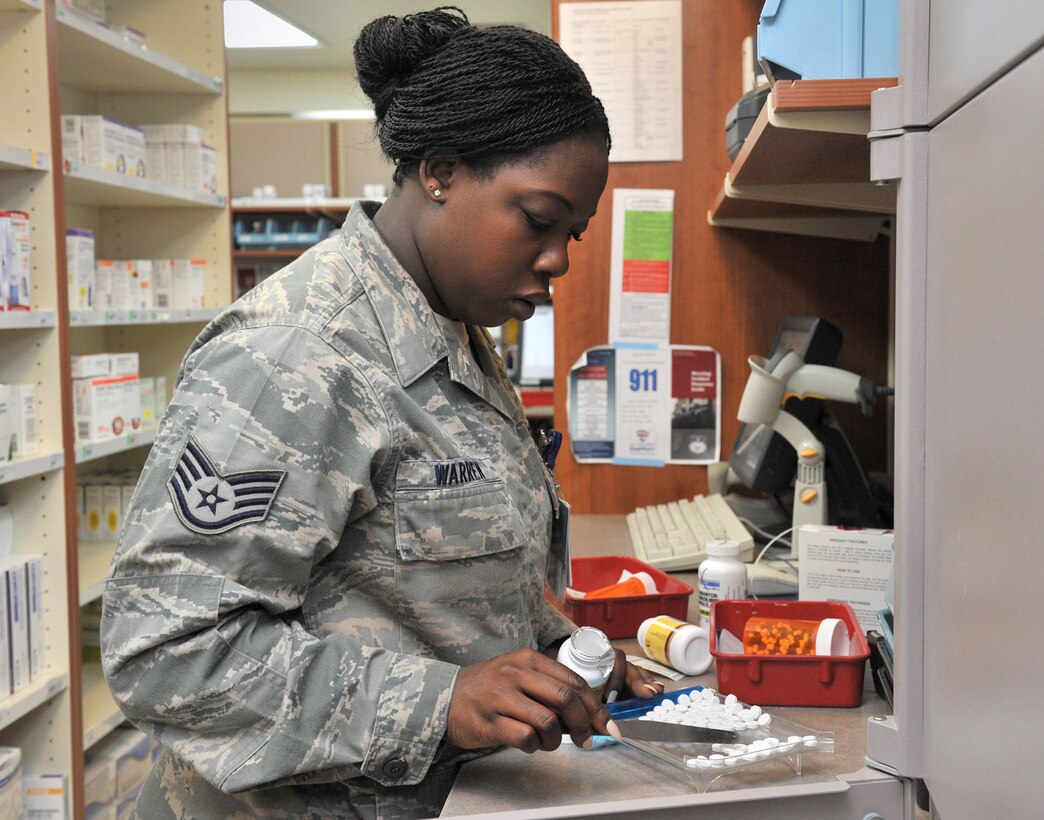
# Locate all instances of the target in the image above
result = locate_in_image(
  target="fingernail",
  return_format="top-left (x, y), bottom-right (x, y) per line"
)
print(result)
top-left (581, 736), bottom-right (593, 751)
top-left (605, 719), bottom-right (621, 740)
top-left (606, 690), bottom-right (619, 703)
top-left (642, 683), bottom-right (660, 693)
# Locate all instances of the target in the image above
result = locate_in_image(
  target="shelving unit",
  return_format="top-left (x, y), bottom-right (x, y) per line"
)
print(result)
top-left (0, 2), bottom-right (231, 816)
top-left (708, 78), bottom-right (898, 241)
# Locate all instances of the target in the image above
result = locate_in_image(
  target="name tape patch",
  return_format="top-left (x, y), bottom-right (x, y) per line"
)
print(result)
top-left (167, 436), bottom-right (286, 535)
top-left (434, 459), bottom-right (486, 487)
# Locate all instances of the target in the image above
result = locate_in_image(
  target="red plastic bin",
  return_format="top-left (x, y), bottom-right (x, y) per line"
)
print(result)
top-left (709, 599), bottom-right (870, 707)
top-left (563, 555), bottom-right (693, 639)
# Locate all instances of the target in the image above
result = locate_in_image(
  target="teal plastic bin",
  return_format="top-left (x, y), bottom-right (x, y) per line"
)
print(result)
top-left (757, 0), bottom-right (898, 81)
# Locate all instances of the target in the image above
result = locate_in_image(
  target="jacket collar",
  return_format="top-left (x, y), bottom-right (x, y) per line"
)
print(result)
top-left (339, 202), bottom-right (517, 420)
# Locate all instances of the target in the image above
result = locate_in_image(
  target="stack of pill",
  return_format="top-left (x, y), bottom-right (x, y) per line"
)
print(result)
top-left (636, 688), bottom-right (773, 732)
top-left (685, 735), bottom-right (819, 770)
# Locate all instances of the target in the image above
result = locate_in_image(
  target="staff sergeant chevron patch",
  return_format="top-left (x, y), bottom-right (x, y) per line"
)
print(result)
top-left (167, 436), bottom-right (287, 535)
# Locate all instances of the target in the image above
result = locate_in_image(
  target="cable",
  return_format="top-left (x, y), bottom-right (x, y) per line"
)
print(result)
top-left (737, 516), bottom-right (793, 552)
top-left (751, 524), bottom-right (789, 601)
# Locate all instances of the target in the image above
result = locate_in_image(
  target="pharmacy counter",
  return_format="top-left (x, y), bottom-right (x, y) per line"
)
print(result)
top-left (440, 515), bottom-right (913, 819)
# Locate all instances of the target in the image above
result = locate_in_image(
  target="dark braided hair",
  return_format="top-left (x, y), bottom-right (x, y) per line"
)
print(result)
top-left (353, 6), bottom-right (611, 185)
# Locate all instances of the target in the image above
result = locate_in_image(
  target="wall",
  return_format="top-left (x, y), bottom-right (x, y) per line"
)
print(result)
top-left (551, 0), bottom-right (891, 514)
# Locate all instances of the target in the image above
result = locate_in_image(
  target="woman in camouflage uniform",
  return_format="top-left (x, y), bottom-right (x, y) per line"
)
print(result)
top-left (102, 7), bottom-right (660, 818)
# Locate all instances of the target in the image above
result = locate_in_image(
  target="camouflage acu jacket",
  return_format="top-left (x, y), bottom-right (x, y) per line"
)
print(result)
top-left (101, 201), bottom-right (576, 819)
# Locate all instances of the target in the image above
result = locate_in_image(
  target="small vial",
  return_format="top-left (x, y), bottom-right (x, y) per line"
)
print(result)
top-left (697, 539), bottom-right (748, 628)
top-left (741, 616), bottom-right (848, 656)
top-left (636, 615), bottom-right (712, 676)
top-left (556, 626), bottom-right (615, 699)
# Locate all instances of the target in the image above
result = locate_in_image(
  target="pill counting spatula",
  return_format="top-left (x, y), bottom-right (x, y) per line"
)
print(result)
top-left (610, 719), bottom-right (738, 744)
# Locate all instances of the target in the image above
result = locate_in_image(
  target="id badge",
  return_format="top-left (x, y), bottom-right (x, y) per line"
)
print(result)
top-left (548, 498), bottom-right (571, 600)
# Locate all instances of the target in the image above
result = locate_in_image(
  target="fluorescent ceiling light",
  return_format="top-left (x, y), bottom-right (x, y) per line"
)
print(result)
top-left (224, 1), bottom-right (318, 49)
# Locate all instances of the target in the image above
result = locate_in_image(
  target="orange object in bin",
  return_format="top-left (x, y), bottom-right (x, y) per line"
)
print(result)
top-left (563, 556), bottom-right (692, 639)
top-left (710, 599), bottom-right (870, 707)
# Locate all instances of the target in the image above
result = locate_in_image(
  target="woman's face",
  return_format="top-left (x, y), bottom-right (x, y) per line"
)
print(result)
top-left (417, 133), bottom-right (609, 328)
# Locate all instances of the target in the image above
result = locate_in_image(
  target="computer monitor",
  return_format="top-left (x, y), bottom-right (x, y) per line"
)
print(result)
top-left (729, 316), bottom-right (889, 528)
top-left (517, 303), bottom-right (555, 386)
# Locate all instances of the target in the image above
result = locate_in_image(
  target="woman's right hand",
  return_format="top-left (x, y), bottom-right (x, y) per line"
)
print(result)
top-left (446, 648), bottom-right (615, 752)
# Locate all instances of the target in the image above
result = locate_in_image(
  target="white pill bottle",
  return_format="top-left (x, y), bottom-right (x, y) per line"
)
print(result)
top-left (556, 626), bottom-right (615, 699)
top-left (697, 539), bottom-right (748, 628)
top-left (637, 615), bottom-right (712, 676)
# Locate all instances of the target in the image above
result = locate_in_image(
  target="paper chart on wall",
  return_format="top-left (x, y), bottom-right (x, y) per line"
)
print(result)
top-left (559, 1), bottom-right (683, 163)
top-left (567, 345), bottom-right (721, 466)
top-left (608, 188), bottom-right (675, 346)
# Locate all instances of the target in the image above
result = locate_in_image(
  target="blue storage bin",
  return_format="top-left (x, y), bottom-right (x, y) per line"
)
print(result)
top-left (233, 215), bottom-right (271, 247)
top-left (757, 0), bottom-right (898, 81)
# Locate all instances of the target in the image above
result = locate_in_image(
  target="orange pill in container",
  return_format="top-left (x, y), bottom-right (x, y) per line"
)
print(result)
top-left (742, 615), bottom-right (848, 656)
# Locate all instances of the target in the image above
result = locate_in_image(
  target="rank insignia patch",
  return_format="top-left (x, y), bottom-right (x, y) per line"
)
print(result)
top-left (167, 436), bottom-right (286, 534)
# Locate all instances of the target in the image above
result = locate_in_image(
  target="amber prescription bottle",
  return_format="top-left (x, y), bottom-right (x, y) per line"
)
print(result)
top-left (742, 616), bottom-right (848, 656)
top-left (637, 615), bottom-right (713, 676)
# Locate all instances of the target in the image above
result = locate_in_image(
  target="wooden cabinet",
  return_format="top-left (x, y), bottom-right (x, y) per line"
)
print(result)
top-left (0, 2), bottom-right (230, 815)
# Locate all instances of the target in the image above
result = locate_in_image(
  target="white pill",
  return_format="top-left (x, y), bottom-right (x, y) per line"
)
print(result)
top-left (686, 757), bottom-right (700, 769)
top-left (757, 713), bottom-right (772, 726)
top-left (738, 708), bottom-right (752, 720)
top-left (803, 735), bottom-right (819, 748)
top-left (724, 693), bottom-right (738, 706)
top-left (677, 694), bottom-right (691, 706)
top-left (788, 736), bottom-right (803, 744)
top-left (724, 757), bottom-right (738, 766)
top-left (709, 754), bottom-right (725, 768)
top-left (745, 721), bottom-right (760, 729)
top-left (710, 696), bottom-right (721, 706)
top-left (662, 701), bottom-right (675, 711)
top-left (729, 702), bottom-right (744, 715)
top-left (749, 705), bottom-right (762, 719)
top-left (701, 688), bottom-right (716, 701)
top-left (766, 737), bottom-right (780, 747)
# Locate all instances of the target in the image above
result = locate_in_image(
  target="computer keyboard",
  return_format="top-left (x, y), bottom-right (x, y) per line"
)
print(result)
top-left (626, 493), bottom-right (755, 572)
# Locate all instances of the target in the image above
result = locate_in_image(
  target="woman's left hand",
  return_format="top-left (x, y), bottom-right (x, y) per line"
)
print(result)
top-left (603, 648), bottom-right (664, 703)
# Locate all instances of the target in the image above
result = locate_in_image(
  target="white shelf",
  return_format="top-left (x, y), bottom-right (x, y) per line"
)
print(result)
top-left (0, 143), bottom-right (49, 173)
top-left (74, 427), bottom-right (157, 464)
top-left (71, 307), bottom-right (220, 327)
top-left (0, 449), bottom-right (63, 486)
top-left (82, 662), bottom-right (124, 749)
top-left (63, 161), bottom-right (226, 208)
top-left (0, 672), bottom-right (69, 732)
top-left (0, 309), bottom-right (56, 329)
top-left (79, 539), bottom-right (116, 605)
top-left (56, 7), bottom-right (222, 95)
top-left (231, 197), bottom-right (358, 210)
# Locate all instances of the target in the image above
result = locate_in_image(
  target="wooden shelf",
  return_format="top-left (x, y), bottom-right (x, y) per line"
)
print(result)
top-left (709, 78), bottom-right (897, 240)
top-left (231, 197), bottom-right (355, 212)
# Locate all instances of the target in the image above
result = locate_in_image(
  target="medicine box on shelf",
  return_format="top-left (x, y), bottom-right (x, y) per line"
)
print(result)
top-left (563, 555), bottom-right (692, 639)
top-left (710, 599), bottom-right (869, 707)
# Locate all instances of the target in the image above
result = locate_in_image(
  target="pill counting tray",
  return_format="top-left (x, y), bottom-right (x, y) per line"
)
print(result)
top-left (603, 685), bottom-right (834, 793)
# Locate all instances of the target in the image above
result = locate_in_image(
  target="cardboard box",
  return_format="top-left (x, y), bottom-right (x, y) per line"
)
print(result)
top-left (183, 142), bottom-right (218, 195)
top-left (25, 554), bottom-right (44, 681)
top-left (172, 259), bottom-right (206, 309)
top-left (102, 484), bottom-right (122, 539)
top-left (71, 354), bottom-right (111, 380)
top-left (84, 484), bottom-right (103, 541)
top-left (79, 116), bottom-right (127, 174)
top-left (798, 524), bottom-right (895, 633)
top-left (2, 558), bottom-right (30, 694)
top-left (131, 260), bottom-right (153, 310)
top-left (93, 729), bottom-right (153, 801)
top-left (0, 747), bottom-right (22, 820)
top-left (154, 376), bottom-right (168, 409)
top-left (22, 772), bottom-right (71, 819)
top-left (73, 374), bottom-right (141, 442)
top-left (0, 385), bottom-right (11, 464)
top-left (0, 211), bottom-right (31, 311)
top-left (10, 383), bottom-right (39, 458)
top-left (151, 259), bottom-right (173, 309)
top-left (66, 229), bottom-right (95, 311)
top-left (93, 260), bottom-right (113, 310)
top-left (109, 352), bottom-right (139, 377)
top-left (145, 141), bottom-right (167, 184)
top-left (138, 377), bottom-right (157, 427)
top-left (123, 124), bottom-right (146, 178)
top-left (61, 115), bottom-right (83, 164)
top-left (107, 260), bottom-right (132, 311)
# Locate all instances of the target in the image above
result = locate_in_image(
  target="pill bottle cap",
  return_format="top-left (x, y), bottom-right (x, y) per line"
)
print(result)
top-left (568, 626), bottom-right (614, 663)
top-left (626, 570), bottom-right (657, 594)
top-left (815, 618), bottom-right (848, 656)
top-left (669, 623), bottom-right (712, 676)
top-left (706, 539), bottom-right (740, 557)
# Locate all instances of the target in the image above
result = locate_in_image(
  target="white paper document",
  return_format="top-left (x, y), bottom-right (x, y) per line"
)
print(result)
top-left (559, 1), bottom-right (683, 163)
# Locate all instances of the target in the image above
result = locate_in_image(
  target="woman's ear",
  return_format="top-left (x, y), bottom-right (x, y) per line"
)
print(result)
top-left (419, 152), bottom-right (457, 202)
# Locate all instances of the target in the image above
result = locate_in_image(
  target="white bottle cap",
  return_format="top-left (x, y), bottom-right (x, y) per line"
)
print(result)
top-left (668, 623), bottom-right (713, 676)
top-left (630, 571), bottom-right (657, 594)
top-left (705, 539), bottom-right (740, 557)
top-left (814, 618), bottom-right (848, 656)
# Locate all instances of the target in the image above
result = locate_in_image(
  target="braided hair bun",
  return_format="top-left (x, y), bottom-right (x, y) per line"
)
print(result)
top-left (353, 6), bottom-right (610, 184)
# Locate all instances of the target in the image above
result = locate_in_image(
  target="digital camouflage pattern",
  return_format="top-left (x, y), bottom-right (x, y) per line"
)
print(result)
top-left (101, 202), bottom-right (576, 819)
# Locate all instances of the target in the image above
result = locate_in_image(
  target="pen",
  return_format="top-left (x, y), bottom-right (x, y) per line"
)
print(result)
top-left (541, 428), bottom-right (563, 471)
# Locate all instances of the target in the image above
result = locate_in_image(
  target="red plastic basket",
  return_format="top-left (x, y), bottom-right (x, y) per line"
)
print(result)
top-left (710, 599), bottom-right (870, 707)
top-left (563, 556), bottom-right (693, 639)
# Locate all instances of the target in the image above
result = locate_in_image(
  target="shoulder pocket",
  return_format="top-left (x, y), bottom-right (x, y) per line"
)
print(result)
top-left (393, 459), bottom-right (524, 561)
